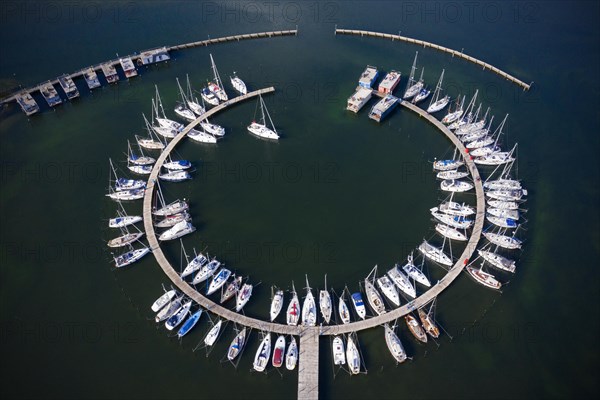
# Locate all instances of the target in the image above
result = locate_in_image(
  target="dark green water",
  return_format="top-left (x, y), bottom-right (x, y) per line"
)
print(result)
top-left (1, 1), bottom-right (598, 399)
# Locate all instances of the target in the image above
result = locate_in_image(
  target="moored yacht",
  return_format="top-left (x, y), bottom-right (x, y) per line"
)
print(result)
top-left (206, 268), bottom-right (232, 295)
top-left (418, 240), bottom-right (453, 266)
top-left (158, 221), bottom-right (195, 241)
top-left (253, 333), bottom-right (271, 372)
top-left (384, 324), bottom-right (407, 363)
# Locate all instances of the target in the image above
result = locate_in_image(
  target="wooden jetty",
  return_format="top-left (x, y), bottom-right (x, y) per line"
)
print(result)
top-left (0, 29), bottom-right (298, 109)
top-left (142, 88), bottom-right (485, 400)
top-left (335, 28), bottom-right (532, 91)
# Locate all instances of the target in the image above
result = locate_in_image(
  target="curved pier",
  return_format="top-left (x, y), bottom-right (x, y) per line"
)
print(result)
top-left (335, 28), bottom-right (532, 91)
top-left (143, 92), bottom-right (484, 400)
top-left (0, 29), bottom-right (297, 106)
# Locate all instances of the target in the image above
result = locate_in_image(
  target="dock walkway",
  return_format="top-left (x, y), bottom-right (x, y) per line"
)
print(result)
top-left (143, 90), bottom-right (485, 400)
top-left (1, 30), bottom-right (297, 107)
top-left (336, 28), bottom-right (531, 90)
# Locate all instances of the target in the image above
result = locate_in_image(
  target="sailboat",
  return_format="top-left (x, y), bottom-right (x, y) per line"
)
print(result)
top-left (418, 307), bottom-right (440, 338)
top-left (247, 94), bottom-right (279, 140)
top-left (199, 117), bottom-right (225, 137)
top-left (107, 222), bottom-right (144, 248)
top-left (152, 188), bottom-right (188, 217)
top-left (136, 113), bottom-right (165, 151)
top-left (109, 204), bottom-right (142, 228)
top-left (346, 335), bottom-right (361, 375)
top-left (332, 336), bottom-right (346, 365)
top-left (180, 248), bottom-right (208, 278)
top-left (364, 269), bottom-right (386, 315)
top-left (285, 337), bottom-right (298, 370)
top-left (253, 333), bottom-right (271, 372)
top-left (158, 169), bottom-right (191, 182)
top-left (127, 140), bottom-right (155, 166)
top-left (440, 179), bottom-right (474, 192)
top-left (439, 200), bottom-right (475, 216)
top-left (376, 275), bottom-right (401, 307)
top-left (174, 77), bottom-right (196, 121)
top-left (387, 263), bottom-right (417, 298)
top-left (433, 159), bottom-right (464, 171)
top-left (113, 243), bottom-right (150, 268)
top-left (436, 169), bottom-right (469, 180)
top-left (185, 74), bottom-right (205, 116)
top-left (482, 231), bottom-right (522, 249)
top-left (270, 289), bottom-right (284, 322)
top-left (435, 223), bottom-right (468, 241)
top-left (187, 127), bottom-right (218, 144)
top-left (154, 86), bottom-right (184, 131)
top-left (418, 240), bottom-right (453, 266)
top-left (272, 335), bottom-right (286, 368)
top-left (339, 291), bottom-right (351, 324)
top-left (441, 95), bottom-right (465, 124)
top-left (200, 86), bottom-right (219, 106)
top-left (206, 268), bottom-right (232, 295)
top-left (427, 69), bottom-right (450, 113)
top-left (478, 249), bottom-right (516, 273)
top-left (402, 253), bottom-right (431, 287)
top-left (192, 257), bottom-right (220, 285)
top-left (384, 323), bottom-right (407, 363)
top-left (106, 159), bottom-right (145, 201)
top-left (204, 319), bottom-right (223, 346)
top-left (466, 263), bottom-right (502, 290)
top-left (430, 207), bottom-right (474, 229)
top-left (227, 327), bottom-right (247, 361)
top-left (448, 90), bottom-right (478, 130)
top-left (319, 275), bottom-right (332, 324)
top-left (221, 275), bottom-right (242, 303)
top-left (155, 296), bottom-right (182, 323)
top-left (411, 68), bottom-right (430, 104)
top-left (208, 54), bottom-right (228, 102)
top-left (151, 289), bottom-right (177, 312)
top-left (236, 283), bottom-right (253, 311)
top-left (230, 72), bottom-right (247, 95)
top-left (403, 52), bottom-right (423, 99)
top-left (405, 314), bottom-right (428, 343)
top-left (177, 309), bottom-right (202, 338)
top-left (165, 300), bottom-right (192, 330)
top-left (302, 276), bottom-right (317, 326)
top-left (155, 211), bottom-right (190, 228)
top-left (163, 156), bottom-right (192, 171)
top-left (286, 283), bottom-right (300, 326)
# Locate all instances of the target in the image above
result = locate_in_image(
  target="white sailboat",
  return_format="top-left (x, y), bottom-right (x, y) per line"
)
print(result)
top-left (180, 248), bottom-right (208, 278)
top-left (466, 264), bottom-right (502, 290)
top-left (187, 127), bottom-right (218, 144)
top-left (431, 207), bottom-right (474, 229)
top-left (151, 289), bottom-right (177, 312)
top-left (478, 249), bottom-right (516, 273)
top-left (427, 69), bottom-right (450, 113)
top-left (152, 188), bottom-right (188, 217)
top-left (433, 159), bottom-right (464, 171)
top-left (208, 54), bottom-right (228, 102)
top-left (154, 86), bottom-right (184, 131)
top-left (402, 253), bottom-right (431, 287)
top-left (286, 283), bottom-right (301, 326)
top-left (302, 276), bottom-right (317, 326)
top-left (332, 336), bottom-right (346, 365)
top-left (364, 269), bottom-right (386, 315)
top-left (136, 113), bottom-right (165, 151)
top-left (436, 169), bottom-right (468, 180)
top-left (155, 297), bottom-right (182, 323)
top-left (204, 319), bottom-right (223, 346)
top-left (206, 268), bottom-right (232, 295)
top-left (483, 231), bottom-right (522, 249)
top-left (247, 94), bottom-right (279, 140)
top-left (411, 68), bottom-right (430, 103)
top-left (236, 283), bottom-right (253, 312)
top-left (435, 223), bottom-right (468, 241)
top-left (439, 200), bottom-right (475, 216)
top-left (165, 301), bottom-right (192, 330)
top-left (185, 74), bottom-right (205, 116)
top-left (106, 159), bottom-right (145, 201)
top-left (346, 335), bottom-right (361, 375)
top-left (376, 275), bottom-right (401, 307)
top-left (155, 211), bottom-right (190, 228)
top-left (270, 289), bottom-right (284, 322)
top-left (199, 117), bottom-right (225, 137)
top-left (387, 264), bottom-right (416, 298)
top-left (418, 240), bottom-right (453, 266)
top-left (126, 140), bottom-right (155, 166)
top-left (448, 90), bottom-right (478, 130)
top-left (230, 72), bottom-right (247, 95)
top-left (107, 223), bottom-right (144, 248)
top-left (227, 327), bottom-right (246, 361)
top-left (441, 95), bottom-right (464, 124)
top-left (113, 244), bottom-right (150, 268)
top-left (403, 52), bottom-right (423, 99)
top-left (319, 275), bottom-right (332, 324)
top-left (338, 292), bottom-right (351, 324)
top-left (440, 179), bottom-right (474, 192)
top-left (286, 337), bottom-right (298, 370)
top-left (192, 257), bottom-right (221, 285)
top-left (351, 292), bottom-right (367, 320)
top-left (200, 86), bottom-right (219, 106)
top-left (158, 169), bottom-right (191, 182)
top-left (174, 77), bottom-right (196, 121)
top-left (384, 323), bottom-right (407, 363)
top-left (253, 333), bottom-right (271, 372)
top-left (487, 199), bottom-right (520, 210)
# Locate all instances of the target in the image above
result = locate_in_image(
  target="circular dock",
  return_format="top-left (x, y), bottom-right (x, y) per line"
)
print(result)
top-left (142, 89), bottom-right (485, 400)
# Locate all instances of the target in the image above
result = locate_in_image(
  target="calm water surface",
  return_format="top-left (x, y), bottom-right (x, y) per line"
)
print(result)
top-left (0, 1), bottom-right (598, 399)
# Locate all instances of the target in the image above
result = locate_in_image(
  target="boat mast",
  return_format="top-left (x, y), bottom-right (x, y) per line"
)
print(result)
top-left (186, 74), bottom-right (198, 104)
top-left (261, 96), bottom-right (277, 133)
top-left (405, 51), bottom-right (418, 94)
top-left (176, 77), bottom-right (188, 104)
top-left (429, 69), bottom-right (445, 107)
top-left (155, 85), bottom-right (167, 119)
top-left (210, 54), bottom-right (224, 88)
